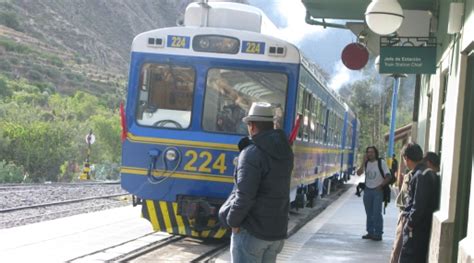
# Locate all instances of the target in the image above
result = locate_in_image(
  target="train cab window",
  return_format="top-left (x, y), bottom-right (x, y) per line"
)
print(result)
top-left (136, 63), bottom-right (195, 129)
top-left (203, 68), bottom-right (287, 134)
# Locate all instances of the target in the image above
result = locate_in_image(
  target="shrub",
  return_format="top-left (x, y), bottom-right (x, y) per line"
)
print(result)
top-left (0, 59), bottom-right (12, 71)
top-left (93, 162), bottom-right (120, 181)
top-left (48, 55), bottom-right (64, 67)
top-left (0, 160), bottom-right (25, 183)
top-left (0, 12), bottom-right (22, 31)
top-left (0, 38), bottom-right (32, 54)
top-left (27, 69), bottom-right (43, 81)
top-left (0, 77), bottom-right (12, 98)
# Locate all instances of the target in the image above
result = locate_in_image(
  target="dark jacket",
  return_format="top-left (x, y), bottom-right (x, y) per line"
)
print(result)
top-left (403, 163), bottom-right (440, 230)
top-left (223, 129), bottom-right (293, 241)
top-left (400, 163), bottom-right (440, 263)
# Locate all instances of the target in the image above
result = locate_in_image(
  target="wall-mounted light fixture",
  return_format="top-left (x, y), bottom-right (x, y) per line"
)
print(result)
top-left (365, 0), bottom-right (404, 35)
top-left (447, 2), bottom-right (464, 34)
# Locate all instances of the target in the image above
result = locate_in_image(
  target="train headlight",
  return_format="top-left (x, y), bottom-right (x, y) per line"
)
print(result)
top-left (165, 149), bottom-right (178, 161)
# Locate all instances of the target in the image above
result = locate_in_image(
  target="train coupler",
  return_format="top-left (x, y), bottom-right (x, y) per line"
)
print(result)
top-left (176, 195), bottom-right (222, 232)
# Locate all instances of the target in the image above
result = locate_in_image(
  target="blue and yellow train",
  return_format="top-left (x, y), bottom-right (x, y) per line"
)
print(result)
top-left (120, 2), bottom-right (359, 239)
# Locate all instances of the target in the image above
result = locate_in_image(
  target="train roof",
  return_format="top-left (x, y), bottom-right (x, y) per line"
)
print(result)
top-left (131, 26), bottom-right (301, 63)
top-left (184, 2), bottom-right (280, 36)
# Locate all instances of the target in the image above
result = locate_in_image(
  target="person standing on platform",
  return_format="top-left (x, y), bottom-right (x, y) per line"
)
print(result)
top-left (424, 151), bottom-right (441, 211)
top-left (218, 102), bottom-right (294, 263)
top-left (399, 143), bottom-right (440, 263)
top-left (424, 151), bottom-right (440, 173)
top-left (356, 146), bottom-right (392, 241)
top-left (390, 167), bottom-right (415, 262)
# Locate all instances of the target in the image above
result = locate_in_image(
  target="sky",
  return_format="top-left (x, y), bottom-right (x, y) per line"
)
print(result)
top-left (247, 0), bottom-right (369, 90)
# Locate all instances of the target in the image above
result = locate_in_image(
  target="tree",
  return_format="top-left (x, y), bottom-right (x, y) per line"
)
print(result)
top-left (2, 121), bottom-right (73, 182)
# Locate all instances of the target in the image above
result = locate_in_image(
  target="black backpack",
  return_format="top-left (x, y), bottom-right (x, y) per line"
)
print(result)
top-left (364, 158), bottom-right (394, 214)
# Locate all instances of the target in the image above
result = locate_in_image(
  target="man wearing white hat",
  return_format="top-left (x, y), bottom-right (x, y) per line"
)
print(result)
top-left (219, 102), bottom-right (294, 263)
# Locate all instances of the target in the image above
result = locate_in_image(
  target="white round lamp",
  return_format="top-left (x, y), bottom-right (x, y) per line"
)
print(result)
top-left (365, 0), bottom-right (404, 35)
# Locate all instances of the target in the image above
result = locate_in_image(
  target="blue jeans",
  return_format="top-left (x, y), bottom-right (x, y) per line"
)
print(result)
top-left (231, 228), bottom-right (284, 263)
top-left (363, 187), bottom-right (384, 237)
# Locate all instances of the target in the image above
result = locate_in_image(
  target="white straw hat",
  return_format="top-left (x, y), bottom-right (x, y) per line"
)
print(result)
top-left (242, 102), bottom-right (274, 123)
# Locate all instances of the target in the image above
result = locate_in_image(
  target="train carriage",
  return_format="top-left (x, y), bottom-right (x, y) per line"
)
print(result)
top-left (120, 2), bottom-right (358, 238)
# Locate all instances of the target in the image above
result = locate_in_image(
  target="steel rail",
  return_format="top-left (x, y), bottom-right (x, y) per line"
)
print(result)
top-left (190, 240), bottom-right (230, 262)
top-left (66, 234), bottom-right (183, 262)
top-left (0, 181), bottom-right (120, 190)
top-left (0, 193), bottom-right (129, 213)
top-left (109, 235), bottom-right (186, 262)
top-left (0, 202), bottom-right (126, 226)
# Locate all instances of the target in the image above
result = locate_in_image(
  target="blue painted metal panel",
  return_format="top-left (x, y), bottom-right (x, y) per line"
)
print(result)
top-left (122, 52), bottom-right (299, 201)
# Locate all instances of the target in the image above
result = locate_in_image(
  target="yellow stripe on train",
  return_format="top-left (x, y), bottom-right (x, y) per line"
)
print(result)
top-left (121, 167), bottom-right (234, 183)
top-left (127, 133), bottom-right (353, 155)
top-left (127, 132), bottom-right (238, 151)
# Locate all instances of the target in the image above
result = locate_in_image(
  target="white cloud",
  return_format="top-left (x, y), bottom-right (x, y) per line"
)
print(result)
top-left (274, 0), bottom-right (327, 44)
top-left (329, 61), bottom-right (367, 90)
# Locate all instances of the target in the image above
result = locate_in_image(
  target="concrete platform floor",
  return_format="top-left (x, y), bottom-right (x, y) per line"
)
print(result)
top-left (278, 181), bottom-right (398, 262)
top-left (217, 178), bottom-right (398, 263)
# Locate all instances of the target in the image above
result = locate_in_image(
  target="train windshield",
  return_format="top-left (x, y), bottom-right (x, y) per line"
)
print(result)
top-left (203, 68), bottom-right (288, 134)
top-left (135, 63), bottom-right (195, 129)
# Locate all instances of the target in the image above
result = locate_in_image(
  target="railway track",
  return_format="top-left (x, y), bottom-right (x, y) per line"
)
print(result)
top-left (0, 183), bottom-right (129, 229)
top-left (0, 193), bottom-right (129, 213)
top-left (0, 181), bottom-right (120, 191)
top-left (67, 233), bottom-right (229, 263)
top-left (125, 237), bottom-right (229, 262)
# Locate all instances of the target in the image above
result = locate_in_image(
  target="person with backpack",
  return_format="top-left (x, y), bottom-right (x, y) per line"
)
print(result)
top-left (356, 146), bottom-right (393, 241)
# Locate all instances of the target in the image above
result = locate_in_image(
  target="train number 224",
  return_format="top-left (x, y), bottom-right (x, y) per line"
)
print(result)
top-left (183, 150), bottom-right (227, 174)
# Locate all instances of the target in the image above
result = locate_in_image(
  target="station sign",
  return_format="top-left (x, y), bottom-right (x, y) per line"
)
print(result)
top-left (379, 36), bottom-right (437, 74)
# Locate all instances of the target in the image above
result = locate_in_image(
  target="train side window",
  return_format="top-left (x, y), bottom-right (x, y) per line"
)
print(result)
top-left (303, 90), bottom-right (310, 142)
top-left (326, 110), bottom-right (330, 144)
top-left (310, 95), bottom-right (317, 143)
top-left (135, 63), bottom-right (195, 129)
top-left (296, 87), bottom-right (304, 140)
top-left (320, 103), bottom-right (326, 142)
top-left (203, 68), bottom-right (288, 134)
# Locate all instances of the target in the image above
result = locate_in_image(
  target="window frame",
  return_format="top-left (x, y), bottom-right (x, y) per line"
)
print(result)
top-left (201, 67), bottom-right (290, 135)
top-left (134, 62), bottom-right (197, 130)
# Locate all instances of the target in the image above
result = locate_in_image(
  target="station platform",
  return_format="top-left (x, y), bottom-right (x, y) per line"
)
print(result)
top-left (216, 177), bottom-right (399, 263)
top-left (277, 180), bottom-right (398, 262)
top-left (0, 206), bottom-right (157, 262)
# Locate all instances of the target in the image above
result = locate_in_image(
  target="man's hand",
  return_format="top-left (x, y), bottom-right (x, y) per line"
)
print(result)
top-left (407, 225), bottom-right (413, 238)
top-left (232, 227), bottom-right (240, 234)
top-left (356, 154), bottom-right (368, 176)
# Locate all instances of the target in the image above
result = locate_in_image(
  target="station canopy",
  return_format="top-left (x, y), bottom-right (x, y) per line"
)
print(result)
top-left (302, 0), bottom-right (437, 55)
top-left (302, 0), bottom-right (435, 20)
